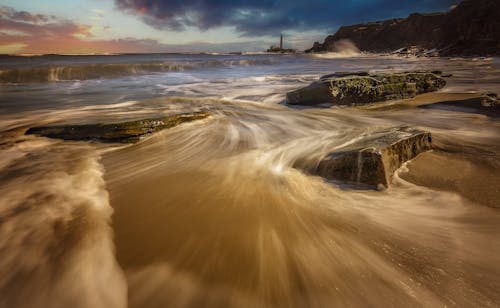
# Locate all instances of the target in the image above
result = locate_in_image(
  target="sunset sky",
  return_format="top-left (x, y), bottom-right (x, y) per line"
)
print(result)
top-left (0, 0), bottom-right (459, 54)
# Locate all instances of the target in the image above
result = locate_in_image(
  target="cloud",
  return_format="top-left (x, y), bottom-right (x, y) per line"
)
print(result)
top-left (0, 6), bottom-right (271, 54)
top-left (0, 6), bottom-right (151, 53)
top-left (115, 0), bottom-right (460, 36)
top-left (0, 7), bottom-right (91, 40)
top-left (0, 42), bottom-right (27, 54)
top-left (0, 6), bottom-right (55, 24)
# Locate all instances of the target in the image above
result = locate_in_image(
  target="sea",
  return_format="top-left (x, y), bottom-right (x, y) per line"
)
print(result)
top-left (0, 52), bottom-right (500, 308)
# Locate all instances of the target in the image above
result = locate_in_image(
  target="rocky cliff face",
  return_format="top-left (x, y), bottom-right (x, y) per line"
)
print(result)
top-left (307, 0), bottom-right (500, 56)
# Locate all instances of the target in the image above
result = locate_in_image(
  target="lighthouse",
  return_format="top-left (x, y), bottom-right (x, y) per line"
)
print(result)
top-left (266, 34), bottom-right (296, 53)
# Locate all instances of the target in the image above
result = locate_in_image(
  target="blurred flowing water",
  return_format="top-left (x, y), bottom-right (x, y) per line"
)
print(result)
top-left (1, 53), bottom-right (500, 308)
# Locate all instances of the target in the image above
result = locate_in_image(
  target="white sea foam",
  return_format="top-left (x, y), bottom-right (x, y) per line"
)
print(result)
top-left (0, 139), bottom-right (126, 308)
top-left (310, 39), bottom-right (363, 58)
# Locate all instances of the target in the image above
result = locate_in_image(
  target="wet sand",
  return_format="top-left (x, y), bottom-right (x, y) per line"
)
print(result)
top-left (401, 151), bottom-right (500, 208)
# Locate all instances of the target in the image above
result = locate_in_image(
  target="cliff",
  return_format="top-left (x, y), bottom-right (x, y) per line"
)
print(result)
top-left (306, 0), bottom-right (500, 56)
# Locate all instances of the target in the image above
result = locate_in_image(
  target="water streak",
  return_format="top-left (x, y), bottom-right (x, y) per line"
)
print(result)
top-left (1, 54), bottom-right (499, 307)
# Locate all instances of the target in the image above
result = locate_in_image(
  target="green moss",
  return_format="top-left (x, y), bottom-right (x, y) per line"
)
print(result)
top-left (296, 72), bottom-right (446, 106)
top-left (26, 112), bottom-right (210, 143)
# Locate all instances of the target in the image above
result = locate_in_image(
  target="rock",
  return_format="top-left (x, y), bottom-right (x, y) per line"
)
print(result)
top-left (320, 71), bottom-right (370, 79)
top-left (309, 42), bottom-right (322, 52)
top-left (286, 72), bottom-right (446, 106)
top-left (390, 46), bottom-right (439, 58)
top-left (25, 112), bottom-right (210, 143)
top-left (419, 94), bottom-right (499, 117)
top-left (480, 92), bottom-right (499, 107)
top-left (266, 47), bottom-right (297, 53)
top-left (305, 0), bottom-right (500, 57)
top-left (309, 127), bottom-right (432, 188)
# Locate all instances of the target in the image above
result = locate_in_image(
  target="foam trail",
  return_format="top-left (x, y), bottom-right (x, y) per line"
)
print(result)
top-left (0, 137), bottom-right (126, 308)
top-left (98, 96), bottom-right (500, 307)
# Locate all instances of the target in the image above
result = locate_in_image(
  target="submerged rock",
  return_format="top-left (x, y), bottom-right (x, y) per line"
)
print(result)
top-left (310, 127), bottom-right (432, 189)
top-left (286, 71), bottom-right (446, 106)
top-left (419, 94), bottom-right (500, 118)
top-left (25, 112), bottom-right (210, 143)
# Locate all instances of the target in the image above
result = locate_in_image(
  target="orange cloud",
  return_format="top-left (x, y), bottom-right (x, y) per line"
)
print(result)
top-left (0, 6), bottom-right (168, 54)
top-left (72, 25), bottom-right (93, 39)
top-left (0, 42), bottom-right (26, 54)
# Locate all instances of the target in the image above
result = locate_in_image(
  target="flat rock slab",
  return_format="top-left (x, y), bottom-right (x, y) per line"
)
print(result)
top-left (25, 112), bottom-right (210, 143)
top-left (419, 94), bottom-right (499, 118)
top-left (286, 71), bottom-right (446, 106)
top-left (312, 127), bottom-right (432, 188)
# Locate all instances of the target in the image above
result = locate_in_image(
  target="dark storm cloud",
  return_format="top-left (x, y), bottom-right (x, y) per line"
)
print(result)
top-left (115, 0), bottom-right (459, 36)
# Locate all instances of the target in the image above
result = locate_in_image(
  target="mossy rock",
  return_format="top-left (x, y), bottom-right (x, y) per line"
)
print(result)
top-left (25, 112), bottom-right (210, 143)
top-left (286, 71), bottom-right (446, 106)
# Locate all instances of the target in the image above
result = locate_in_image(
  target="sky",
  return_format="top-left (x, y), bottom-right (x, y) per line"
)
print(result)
top-left (0, 0), bottom-right (459, 54)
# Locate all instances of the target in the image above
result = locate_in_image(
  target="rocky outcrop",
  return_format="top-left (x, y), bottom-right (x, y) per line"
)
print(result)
top-left (307, 127), bottom-right (433, 189)
top-left (419, 93), bottom-right (500, 118)
top-left (306, 0), bottom-right (500, 56)
top-left (286, 71), bottom-right (446, 106)
top-left (25, 112), bottom-right (210, 143)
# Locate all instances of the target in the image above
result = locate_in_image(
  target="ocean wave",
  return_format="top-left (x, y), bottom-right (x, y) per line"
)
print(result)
top-left (0, 59), bottom-right (274, 84)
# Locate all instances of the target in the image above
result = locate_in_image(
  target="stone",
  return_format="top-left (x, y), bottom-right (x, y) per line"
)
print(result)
top-left (480, 92), bottom-right (499, 107)
top-left (419, 95), bottom-right (499, 118)
top-left (310, 127), bottom-right (432, 188)
top-left (286, 72), bottom-right (446, 106)
top-left (25, 112), bottom-right (210, 143)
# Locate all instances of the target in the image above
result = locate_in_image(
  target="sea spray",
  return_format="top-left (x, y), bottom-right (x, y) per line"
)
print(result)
top-left (309, 39), bottom-right (362, 59)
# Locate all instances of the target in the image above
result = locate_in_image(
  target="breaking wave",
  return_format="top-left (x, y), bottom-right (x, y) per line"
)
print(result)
top-left (0, 59), bottom-right (274, 84)
top-left (311, 39), bottom-right (362, 59)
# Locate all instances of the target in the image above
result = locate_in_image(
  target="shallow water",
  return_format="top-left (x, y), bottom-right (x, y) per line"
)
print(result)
top-left (0, 54), bottom-right (499, 307)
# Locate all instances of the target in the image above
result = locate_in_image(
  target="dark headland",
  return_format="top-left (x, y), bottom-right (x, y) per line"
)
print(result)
top-left (306, 0), bottom-right (499, 56)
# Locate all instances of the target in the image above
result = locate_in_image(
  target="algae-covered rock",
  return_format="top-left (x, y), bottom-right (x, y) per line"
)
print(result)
top-left (286, 72), bottom-right (446, 106)
top-left (311, 127), bottom-right (432, 188)
top-left (25, 112), bottom-right (210, 143)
